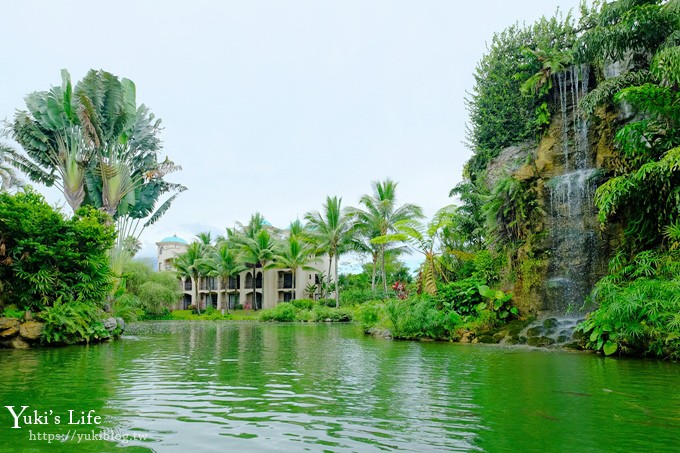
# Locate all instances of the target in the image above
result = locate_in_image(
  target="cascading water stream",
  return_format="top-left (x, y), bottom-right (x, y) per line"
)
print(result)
top-left (544, 65), bottom-right (603, 314)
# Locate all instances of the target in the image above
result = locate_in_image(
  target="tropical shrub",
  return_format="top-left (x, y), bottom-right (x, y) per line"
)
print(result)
top-left (356, 301), bottom-right (386, 331)
top-left (260, 303), bottom-right (297, 322)
top-left (291, 299), bottom-right (315, 310)
top-left (121, 260), bottom-right (181, 318)
top-left (0, 190), bottom-right (115, 311)
top-left (41, 297), bottom-right (110, 345)
top-left (434, 278), bottom-right (486, 316)
top-left (311, 305), bottom-right (353, 322)
top-left (578, 250), bottom-right (680, 359)
top-left (1, 306), bottom-right (25, 319)
top-left (384, 298), bottom-right (458, 340)
top-left (112, 293), bottom-right (143, 323)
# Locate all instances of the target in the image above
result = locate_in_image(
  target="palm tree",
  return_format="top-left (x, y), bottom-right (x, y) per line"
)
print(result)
top-left (305, 196), bottom-right (351, 307)
top-left (193, 232), bottom-right (216, 308)
top-left (233, 227), bottom-right (275, 310)
top-left (347, 179), bottom-right (423, 293)
top-left (381, 206), bottom-right (456, 295)
top-left (173, 242), bottom-right (204, 313)
top-left (270, 223), bottom-right (318, 302)
top-left (209, 241), bottom-right (246, 312)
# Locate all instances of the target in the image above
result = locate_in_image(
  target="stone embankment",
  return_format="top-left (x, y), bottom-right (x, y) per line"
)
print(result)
top-left (0, 316), bottom-right (124, 349)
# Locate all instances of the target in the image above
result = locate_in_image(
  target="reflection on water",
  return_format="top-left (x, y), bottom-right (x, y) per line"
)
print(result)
top-left (0, 322), bottom-right (678, 452)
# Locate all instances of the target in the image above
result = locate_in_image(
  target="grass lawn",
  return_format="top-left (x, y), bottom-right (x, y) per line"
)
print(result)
top-left (169, 309), bottom-right (260, 321)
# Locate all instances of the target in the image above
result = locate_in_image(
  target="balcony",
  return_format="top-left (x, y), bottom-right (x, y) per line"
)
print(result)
top-left (278, 271), bottom-right (293, 289)
top-left (200, 277), bottom-right (218, 291)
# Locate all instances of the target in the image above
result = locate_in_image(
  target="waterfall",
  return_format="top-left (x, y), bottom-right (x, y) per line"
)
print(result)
top-left (544, 65), bottom-right (602, 313)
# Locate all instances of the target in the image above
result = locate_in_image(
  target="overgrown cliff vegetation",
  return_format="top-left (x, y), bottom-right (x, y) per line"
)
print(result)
top-left (457, 0), bottom-right (680, 358)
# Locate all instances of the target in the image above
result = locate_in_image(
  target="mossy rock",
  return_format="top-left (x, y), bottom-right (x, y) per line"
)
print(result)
top-left (493, 332), bottom-right (507, 343)
top-left (477, 335), bottom-right (497, 344)
top-left (527, 336), bottom-right (556, 347)
top-left (572, 329), bottom-right (587, 341)
top-left (518, 336), bottom-right (528, 344)
top-left (562, 341), bottom-right (583, 350)
top-left (543, 318), bottom-right (559, 329)
top-left (556, 335), bottom-right (570, 343)
top-left (527, 326), bottom-right (543, 337)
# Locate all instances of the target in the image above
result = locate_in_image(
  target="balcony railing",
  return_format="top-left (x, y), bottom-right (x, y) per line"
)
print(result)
top-left (277, 280), bottom-right (293, 289)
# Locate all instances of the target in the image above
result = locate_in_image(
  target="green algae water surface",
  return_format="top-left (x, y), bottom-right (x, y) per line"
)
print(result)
top-left (0, 322), bottom-right (678, 452)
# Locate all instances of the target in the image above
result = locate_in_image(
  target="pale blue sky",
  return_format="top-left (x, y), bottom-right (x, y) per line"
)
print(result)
top-left (1, 0), bottom-right (581, 264)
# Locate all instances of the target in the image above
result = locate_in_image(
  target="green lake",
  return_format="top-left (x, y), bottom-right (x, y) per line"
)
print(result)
top-left (0, 322), bottom-right (678, 452)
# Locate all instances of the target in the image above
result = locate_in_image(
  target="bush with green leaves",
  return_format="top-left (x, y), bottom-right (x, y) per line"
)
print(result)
top-left (121, 260), bottom-right (181, 318)
top-left (311, 305), bottom-right (353, 322)
top-left (41, 297), bottom-right (111, 345)
top-left (356, 301), bottom-right (386, 331)
top-left (112, 293), bottom-right (143, 323)
top-left (0, 190), bottom-right (115, 311)
top-left (291, 299), bottom-right (315, 310)
top-left (339, 288), bottom-right (390, 305)
top-left (434, 277), bottom-right (486, 316)
top-left (258, 301), bottom-right (354, 323)
top-left (260, 303), bottom-right (298, 322)
top-left (578, 250), bottom-right (680, 359)
top-left (384, 298), bottom-right (459, 340)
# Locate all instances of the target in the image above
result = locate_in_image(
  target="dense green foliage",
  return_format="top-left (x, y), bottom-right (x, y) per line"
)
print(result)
top-left (578, 250), bottom-right (680, 359)
top-left (119, 260), bottom-right (181, 319)
top-left (356, 283), bottom-right (516, 341)
top-left (259, 300), bottom-right (353, 323)
top-left (0, 190), bottom-right (115, 311)
top-left (465, 13), bottom-right (577, 178)
top-left (41, 297), bottom-right (113, 344)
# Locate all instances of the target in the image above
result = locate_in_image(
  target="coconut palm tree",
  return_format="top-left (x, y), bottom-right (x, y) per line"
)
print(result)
top-left (232, 227), bottom-right (275, 310)
top-left (305, 196), bottom-right (351, 307)
top-left (270, 223), bottom-right (318, 302)
top-left (209, 241), bottom-right (246, 312)
top-left (173, 242), bottom-right (204, 314)
top-left (347, 179), bottom-right (423, 293)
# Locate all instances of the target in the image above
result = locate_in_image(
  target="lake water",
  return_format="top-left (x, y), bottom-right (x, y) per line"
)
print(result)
top-left (0, 322), bottom-right (678, 452)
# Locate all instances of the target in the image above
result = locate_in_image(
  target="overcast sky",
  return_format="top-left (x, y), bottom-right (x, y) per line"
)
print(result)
top-left (1, 0), bottom-right (581, 265)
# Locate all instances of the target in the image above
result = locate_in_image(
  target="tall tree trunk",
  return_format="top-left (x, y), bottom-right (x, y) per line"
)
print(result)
top-left (327, 252), bottom-right (333, 299)
top-left (381, 244), bottom-right (387, 293)
top-left (371, 252), bottom-right (377, 291)
top-left (334, 254), bottom-right (339, 308)
top-left (252, 265), bottom-right (258, 311)
top-left (193, 276), bottom-right (201, 315)
top-left (292, 269), bottom-right (296, 301)
top-left (261, 266), bottom-right (265, 310)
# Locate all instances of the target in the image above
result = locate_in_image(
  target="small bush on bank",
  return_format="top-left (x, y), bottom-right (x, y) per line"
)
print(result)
top-left (41, 298), bottom-right (111, 345)
top-left (112, 294), bottom-right (144, 322)
top-left (1, 306), bottom-right (25, 320)
top-left (358, 282), bottom-right (516, 341)
top-left (260, 303), bottom-right (298, 322)
top-left (291, 299), bottom-right (315, 310)
top-left (340, 288), bottom-right (391, 305)
top-left (318, 298), bottom-right (337, 308)
top-left (121, 261), bottom-right (181, 318)
top-left (258, 301), bottom-right (354, 323)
